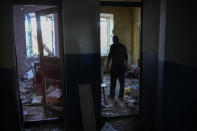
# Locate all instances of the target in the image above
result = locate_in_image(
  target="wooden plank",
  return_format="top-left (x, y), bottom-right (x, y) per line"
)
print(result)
top-left (78, 84), bottom-right (97, 131)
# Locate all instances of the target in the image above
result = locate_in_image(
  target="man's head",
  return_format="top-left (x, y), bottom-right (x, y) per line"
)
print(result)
top-left (113, 35), bottom-right (119, 44)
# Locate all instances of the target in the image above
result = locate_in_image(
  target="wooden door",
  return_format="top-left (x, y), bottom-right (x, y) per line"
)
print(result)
top-left (36, 7), bottom-right (62, 104)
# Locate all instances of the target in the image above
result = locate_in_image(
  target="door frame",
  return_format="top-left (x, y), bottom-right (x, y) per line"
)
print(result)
top-left (100, 1), bottom-right (143, 117)
top-left (12, 2), bottom-right (66, 127)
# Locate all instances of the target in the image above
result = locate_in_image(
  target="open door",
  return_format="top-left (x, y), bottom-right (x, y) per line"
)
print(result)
top-left (36, 7), bottom-right (64, 117)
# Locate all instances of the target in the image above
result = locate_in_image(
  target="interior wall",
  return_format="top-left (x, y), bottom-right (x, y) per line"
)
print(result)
top-left (62, 0), bottom-right (100, 125)
top-left (158, 0), bottom-right (197, 130)
top-left (132, 7), bottom-right (140, 64)
top-left (1, 1), bottom-right (22, 131)
top-left (141, 0), bottom-right (197, 131)
top-left (13, 5), bottom-right (57, 74)
top-left (13, 6), bottom-right (26, 74)
top-left (140, 0), bottom-right (160, 130)
top-left (100, 6), bottom-right (134, 66)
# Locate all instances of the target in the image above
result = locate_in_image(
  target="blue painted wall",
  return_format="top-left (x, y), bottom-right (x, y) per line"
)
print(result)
top-left (64, 54), bottom-right (101, 123)
top-left (140, 0), bottom-right (160, 130)
top-left (62, 0), bottom-right (100, 125)
top-left (158, 1), bottom-right (197, 130)
top-left (141, 1), bottom-right (197, 131)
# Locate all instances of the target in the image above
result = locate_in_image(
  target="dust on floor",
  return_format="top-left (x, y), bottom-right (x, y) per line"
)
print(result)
top-left (24, 123), bottom-right (64, 131)
top-left (19, 76), bottom-right (60, 122)
top-left (19, 79), bottom-right (35, 105)
top-left (23, 105), bottom-right (59, 122)
top-left (101, 74), bottom-right (139, 118)
top-left (24, 117), bottom-right (145, 131)
top-left (102, 117), bottom-right (146, 131)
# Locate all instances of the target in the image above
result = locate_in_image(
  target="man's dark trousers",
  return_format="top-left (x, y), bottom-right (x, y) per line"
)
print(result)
top-left (110, 66), bottom-right (125, 98)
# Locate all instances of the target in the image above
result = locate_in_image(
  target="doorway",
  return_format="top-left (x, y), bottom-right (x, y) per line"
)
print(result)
top-left (13, 5), bottom-right (64, 122)
top-left (100, 6), bottom-right (141, 118)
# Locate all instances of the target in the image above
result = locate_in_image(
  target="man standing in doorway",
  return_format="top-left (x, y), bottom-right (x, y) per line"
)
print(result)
top-left (106, 35), bottom-right (128, 99)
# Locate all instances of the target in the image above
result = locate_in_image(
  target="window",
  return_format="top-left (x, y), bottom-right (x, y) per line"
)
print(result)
top-left (100, 13), bottom-right (114, 56)
top-left (25, 13), bottom-right (39, 57)
top-left (25, 13), bottom-right (56, 57)
top-left (40, 14), bottom-right (56, 56)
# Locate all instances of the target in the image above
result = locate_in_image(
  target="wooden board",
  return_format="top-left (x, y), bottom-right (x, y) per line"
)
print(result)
top-left (78, 84), bottom-right (97, 131)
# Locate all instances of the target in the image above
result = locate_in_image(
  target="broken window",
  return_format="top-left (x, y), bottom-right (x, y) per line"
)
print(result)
top-left (25, 13), bottom-right (39, 57)
top-left (40, 14), bottom-right (56, 57)
top-left (25, 13), bottom-right (56, 57)
top-left (100, 13), bottom-right (114, 56)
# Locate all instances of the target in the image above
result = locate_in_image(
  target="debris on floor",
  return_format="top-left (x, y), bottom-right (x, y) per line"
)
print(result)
top-left (18, 63), bottom-right (63, 122)
top-left (23, 105), bottom-right (58, 122)
top-left (32, 95), bottom-right (42, 104)
top-left (101, 74), bottom-right (139, 118)
top-left (24, 69), bottom-right (34, 79)
top-left (46, 88), bottom-right (62, 106)
top-left (101, 122), bottom-right (117, 131)
top-left (130, 85), bottom-right (139, 98)
top-left (19, 79), bottom-right (34, 105)
top-left (45, 79), bottom-right (63, 106)
top-left (124, 87), bottom-right (130, 95)
top-left (23, 110), bottom-right (31, 116)
top-left (24, 122), bottom-right (65, 131)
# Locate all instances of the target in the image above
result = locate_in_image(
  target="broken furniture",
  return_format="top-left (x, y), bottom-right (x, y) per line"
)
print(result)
top-left (41, 59), bottom-right (63, 117)
top-left (45, 77), bottom-right (62, 106)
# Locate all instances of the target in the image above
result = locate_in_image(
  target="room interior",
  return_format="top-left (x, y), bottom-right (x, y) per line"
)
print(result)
top-left (2, 0), bottom-right (197, 131)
